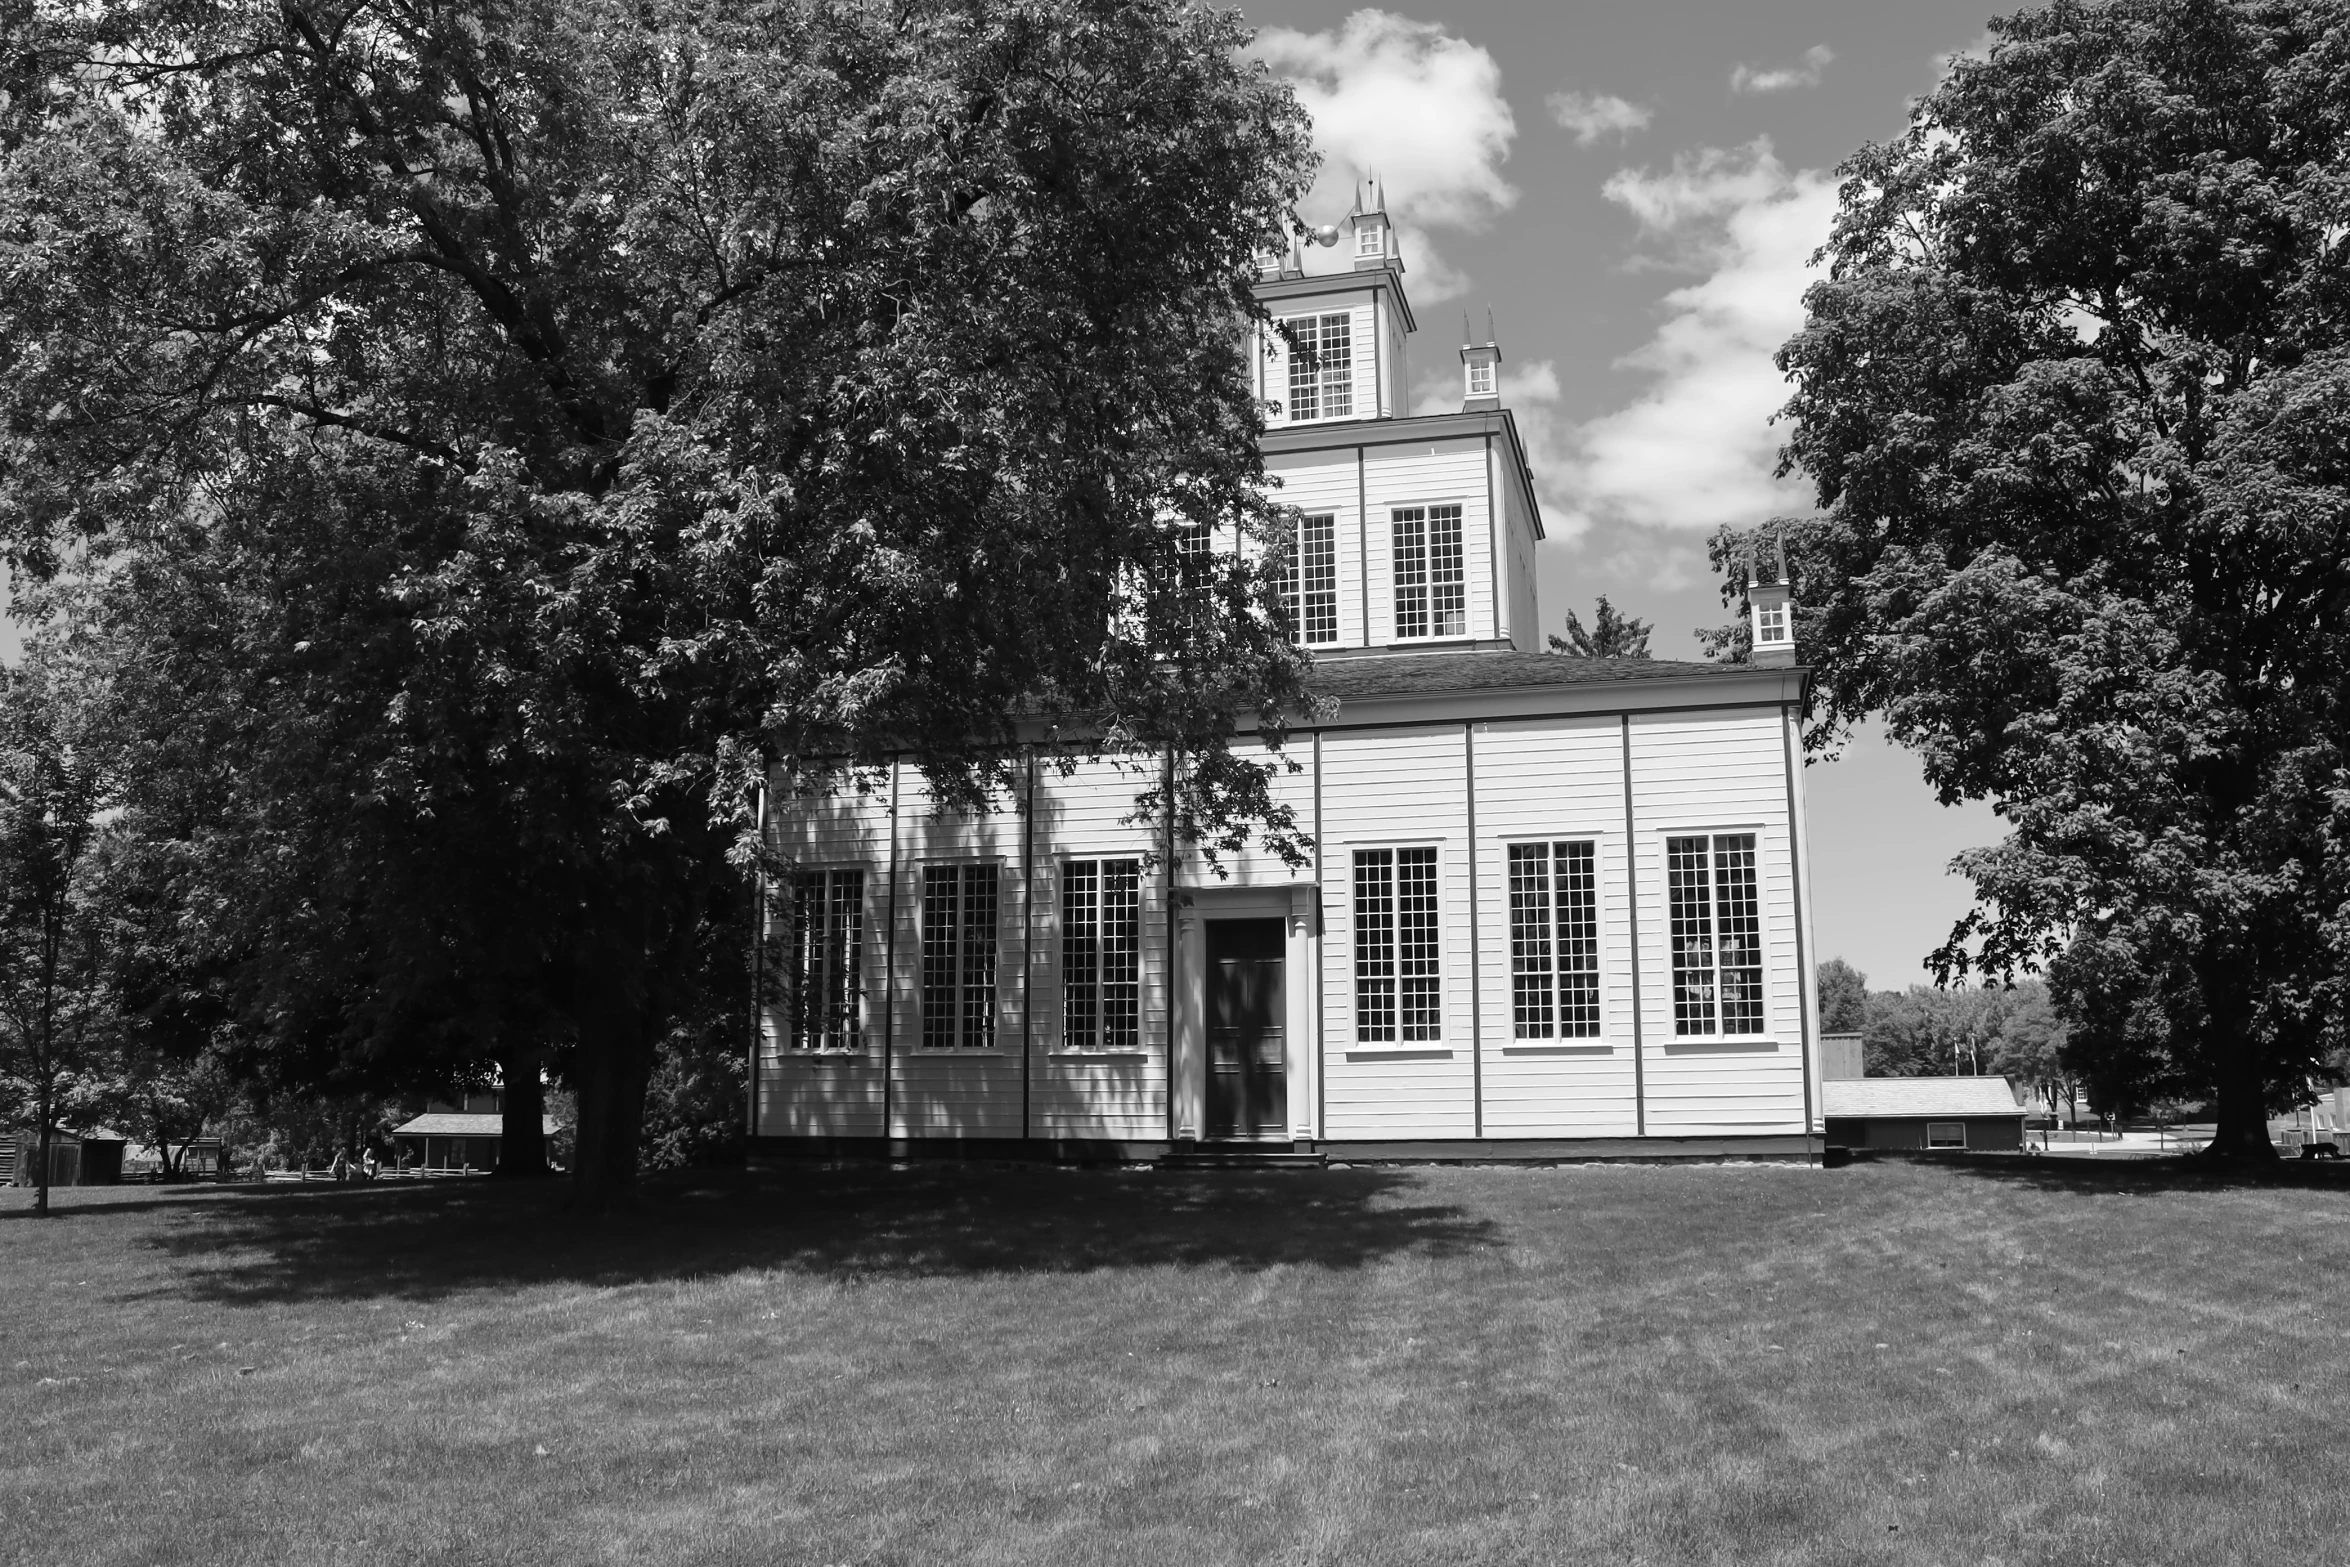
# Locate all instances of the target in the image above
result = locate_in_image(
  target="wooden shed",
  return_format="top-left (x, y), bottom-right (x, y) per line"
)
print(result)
top-left (5, 1128), bottom-right (126, 1187)
top-left (1822, 1077), bottom-right (2026, 1153)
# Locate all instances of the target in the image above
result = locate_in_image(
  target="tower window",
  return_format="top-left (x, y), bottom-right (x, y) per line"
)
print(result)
top-left (1356, 223), bottom-right (1383, 258)
top-left (1392, 504), bottom-right (1466, 639)
top-left (1285, 313), bottom-right (1353, 422)
top-left (1467, 360), bottom-right (1495, 397)
top-left (1756, 602), bottom-right (1789, 644)
top-left (1284, 512), bottom-right (1339, 646)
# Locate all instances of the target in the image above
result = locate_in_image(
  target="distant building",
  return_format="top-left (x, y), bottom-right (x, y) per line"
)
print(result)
top-left (4, 1127), bottom-right (126, 1187)
top-left (1822, 1077), bottom-right (2025, 1152)
top-left (390, 1091), bottom-right (559, 1173)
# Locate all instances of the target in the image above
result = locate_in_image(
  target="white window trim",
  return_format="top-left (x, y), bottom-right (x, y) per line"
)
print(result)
top-left (1655, 828), bottom-right (1774, 1043)
top-left (776, 863), bottom-right (872, 1055)
top-left (1387, 498), bottom-right (1475, 643)
top-left (1275, 310), bottom-right (1359, 426)
top-left (1500, 835), bottom-right (1609, 1045)
top-left (1348, 841), bottom-right (1447, 1049)
top-left (1051, 853), bottom-right (1149, 1058)
top-left (914, 856), bottom-right (1008, 1052)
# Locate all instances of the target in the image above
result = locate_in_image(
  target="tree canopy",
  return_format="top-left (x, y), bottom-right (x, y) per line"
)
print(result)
top-left (1722, 0), bottom-right (2350, 1157)
top-left (1549, 595), bottom-right (1653, 659)
top-left (0, 0), bottom-right (1319, 1198)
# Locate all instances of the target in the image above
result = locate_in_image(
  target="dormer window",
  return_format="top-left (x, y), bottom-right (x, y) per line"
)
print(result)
top-left (1466, 360), bottom-right (1495, 398)
top-left (1285, 313), bottom-right (1354, 422)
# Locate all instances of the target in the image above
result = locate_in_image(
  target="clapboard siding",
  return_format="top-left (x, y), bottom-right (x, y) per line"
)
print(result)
top-left (1498, 444), bottom-right (1541, 652)
top-left (1260, 296), bottom-right (1378, 433)
top-left (1364, 438), bottom-right (1496, 646)
top-left (886, 768), bottom-right (1026, 1138)
top-left (759, 698), bottom-right (1816, 1149)
top-left (1317, 727), bottom-right (1476, 1139)
top-left (1264, 448), bottom-right (1366, 650)
top-left (1628, 711), bottom-right (1807, 1135)
top-left (1470, 716), bottom-right (1640, 1136)
top-left (1032, 753), bottom-right (1169, 1140)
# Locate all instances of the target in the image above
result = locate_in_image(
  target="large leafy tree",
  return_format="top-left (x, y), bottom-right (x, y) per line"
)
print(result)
top-left (1718, 0), bottom-right (2350, 1159)
top-left (0, 641), bottom-right (115, 1213)
top-left (0, 0), bottom-right (1317, 1201)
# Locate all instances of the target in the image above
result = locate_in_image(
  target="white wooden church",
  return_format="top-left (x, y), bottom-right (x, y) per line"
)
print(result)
top-left (753, 184), bottom-right (1823, 1162)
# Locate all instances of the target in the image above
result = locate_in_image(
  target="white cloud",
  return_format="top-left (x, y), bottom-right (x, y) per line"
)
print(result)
top-left (1546, 90), bottom-right (1651, 147)
top-left (1730, 44), bottom-right (1834, 95)
top-left (1556, 138), bottom-right (1837, 541)
top-left (1252, 12), bottom-right (1516, 301)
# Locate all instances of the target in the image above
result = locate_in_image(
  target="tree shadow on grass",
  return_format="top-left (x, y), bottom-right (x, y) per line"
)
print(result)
top-left (1863, 1149), bottom-right (2350, 1197)
top-left (115, 1163), bottom-right (1499, 1306)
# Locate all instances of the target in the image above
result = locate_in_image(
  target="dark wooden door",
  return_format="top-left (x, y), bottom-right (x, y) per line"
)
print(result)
top-left (1206, 918), bottom-right (1286, 1140)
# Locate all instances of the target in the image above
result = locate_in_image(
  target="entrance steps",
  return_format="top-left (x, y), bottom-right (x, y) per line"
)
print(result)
top-left (1154, 1143), bottom-right (1328, 1172)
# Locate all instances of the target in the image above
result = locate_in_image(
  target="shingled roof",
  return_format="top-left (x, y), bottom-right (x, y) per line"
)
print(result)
top-left (1302, 649), bottom-right (1734, 701)
top-left (1822, 1078), bottom-right (2025, 1118)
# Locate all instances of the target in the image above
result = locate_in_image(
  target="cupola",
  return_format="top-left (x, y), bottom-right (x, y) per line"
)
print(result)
top-left (1460, 311), bottom-right (1501, 413)
top-left (1748, 536), bottom-right (1796, 667)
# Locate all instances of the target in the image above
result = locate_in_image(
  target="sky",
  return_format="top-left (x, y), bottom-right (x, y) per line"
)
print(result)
top-left (0, 0), bottom-right (2008, 990)
top-left (1247, 0), bottom-right (2005, 988)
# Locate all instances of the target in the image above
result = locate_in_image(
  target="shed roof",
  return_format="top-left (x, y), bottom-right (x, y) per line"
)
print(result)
top-left (391, 1113), bottom-right (560, 1137)
top-left (1823, 1078), bottom-right (2024, 1118)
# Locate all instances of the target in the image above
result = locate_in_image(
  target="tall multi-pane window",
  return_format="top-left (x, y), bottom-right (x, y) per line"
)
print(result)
top-left (1507, 842), bottom-right (1600, 1039)
top-left (785, 868), bottom-right (865, 1050)
top-left (1666, 833), bottom-right (1765, 1036)
top-left (921, 863), bottom-right (998, 1048)
top-left (1284, 513), bottom-right (1339, 646)
top-left (1061, 858), bottom-right (1142, 1050)
top-left (1391, 504), bottom-right (1466, 639)
top-left (1354, 847), bottom-right (1441, 1042)
top-left (1284, 313), bottom-right (1353, 422)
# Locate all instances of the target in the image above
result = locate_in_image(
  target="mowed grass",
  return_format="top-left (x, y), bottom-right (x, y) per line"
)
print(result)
top-left (5, 1159), bottom-right (2349, 1567)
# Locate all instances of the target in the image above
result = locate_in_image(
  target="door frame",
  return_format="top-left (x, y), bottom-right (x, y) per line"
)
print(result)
top-left (1172, 882), bottom-right (1318, 1142)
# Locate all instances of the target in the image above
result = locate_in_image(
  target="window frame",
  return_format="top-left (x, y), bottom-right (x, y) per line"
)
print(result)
top-left (919, 859), bottom-right (1002, 1050)
top-left (1505, 838), bottom-right (1604, 1041)
top-left (780, 865), bottom-right (868, 1053)
top-left (1466, 359), bottom-right (1495, 397)
top-left (1662, 830), bottom-right (1770, 1040)
top-left (1925, 1121), bottom-right (1967, 1150)
top-left (1058, 856), bottom-right (1145, 1054)
top-left (1280, 311), bottom-right (1355, 424)
top-left (1283, 511), bottom-right (1341, 647)
top-left (1390, 502), bottom-right (1469, 642)
top-left (1352, 844), bottom-right (1445, 1046)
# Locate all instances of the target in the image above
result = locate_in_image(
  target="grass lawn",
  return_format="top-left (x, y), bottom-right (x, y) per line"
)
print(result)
top-left (5, 1157), bottom-right (2348, 1566)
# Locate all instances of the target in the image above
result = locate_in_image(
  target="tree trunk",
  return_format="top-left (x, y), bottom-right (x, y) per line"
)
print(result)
top-left (569, 1008), bottom-right (657, 1209)
top-left (34, 1086), bottom-right (52, 1215)
top-left (2202, 1039), bottom-right (2277, 1163)
top-left (495, 1043), bottom-right (550, 1178)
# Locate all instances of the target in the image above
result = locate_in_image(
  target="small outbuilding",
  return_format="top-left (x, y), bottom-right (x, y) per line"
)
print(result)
top-left (1822, 1077), bottom-right (2026, 1153)
top-left (391, 1110), bottom-right (560, 1173)
top-left (5, 1127), bottom-right (127, 1187)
